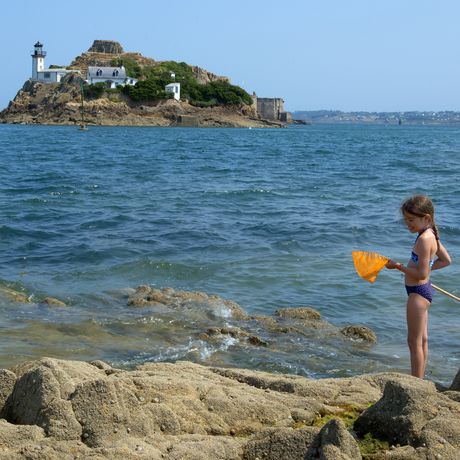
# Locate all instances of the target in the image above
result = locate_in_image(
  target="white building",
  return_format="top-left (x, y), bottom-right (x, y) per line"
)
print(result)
top-left (31, 41), bottom-right (78, 83)
top-left (165, 82), bottom-right (180, 100)
top-left (87, 67), bottom-right (138, 88)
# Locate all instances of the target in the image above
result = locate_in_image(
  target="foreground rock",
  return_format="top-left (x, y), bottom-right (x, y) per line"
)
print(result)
top-left (0, 358), bottom-right (459, 459)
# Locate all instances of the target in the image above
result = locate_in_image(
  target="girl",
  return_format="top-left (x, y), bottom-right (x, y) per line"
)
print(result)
top-left (386, 195), bottom-right (451, 378)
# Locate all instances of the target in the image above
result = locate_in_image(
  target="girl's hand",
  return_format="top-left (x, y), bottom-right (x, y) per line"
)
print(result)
top-left (386, 260), bottom-right (401, 270)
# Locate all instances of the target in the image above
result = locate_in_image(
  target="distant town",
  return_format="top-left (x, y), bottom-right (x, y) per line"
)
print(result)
top-left (292, 110), bottom-right (460, 125)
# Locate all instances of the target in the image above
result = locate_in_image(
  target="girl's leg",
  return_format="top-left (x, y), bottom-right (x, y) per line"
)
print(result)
top-left (406, 293), bottom-right (429, 378)
top-left (423, 315), bottom-right (429, 372)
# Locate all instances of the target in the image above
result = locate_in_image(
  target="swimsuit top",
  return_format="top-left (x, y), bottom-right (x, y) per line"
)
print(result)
top-left (410, 251), bottom-right (435, 268)
top-left (410, 228), bottom-right (435, 268)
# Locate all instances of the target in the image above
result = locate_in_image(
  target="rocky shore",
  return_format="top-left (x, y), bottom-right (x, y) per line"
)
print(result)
top-left (0, 78), bottom-right (279, 128)
top-left (1, 285), bottom-right (460, 458)
top-left (0, 356), bottom-right (460, 459)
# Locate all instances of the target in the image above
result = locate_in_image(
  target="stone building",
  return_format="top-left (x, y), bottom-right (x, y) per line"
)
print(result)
top-left (255, 96), bottom-right (292, 122)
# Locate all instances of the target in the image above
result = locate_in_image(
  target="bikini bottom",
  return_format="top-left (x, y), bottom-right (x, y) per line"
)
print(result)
top-left (405, 282), bottom-right (433, 303)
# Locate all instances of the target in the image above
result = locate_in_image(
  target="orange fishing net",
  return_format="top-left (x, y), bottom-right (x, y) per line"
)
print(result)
top-left (352, 251), bottom-right (389, 283)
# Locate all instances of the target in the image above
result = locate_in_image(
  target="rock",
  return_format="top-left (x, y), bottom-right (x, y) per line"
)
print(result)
top-left (275, 306), bottom-right (321, 320)
top-left (0, 419), bottom-right (45, 447)
top-left (340, 325), bottom-right (377, 343)
top-left (205, 327), bottom-right (248, 339)
top-left (127, 286), bottom-right (249, 319)
top-left (306, 418), bottom-right (362, 459)
top-left (449, 367), bottom-right (460, 391)
top-left (88, 40), bottom-right (124, 54)
top-left (0, 357), bottom-right (460, 458)
top-left (0, 287), bottom-right (30, 303)
top-left (248, 336), bottom-right (268, 347)
top-left (242, 427), bottom-right (318, 460)
top-left (43, 296), bottom-right (67, 307)
top-left (273, 306), bottom-right (333, 330)
top-left (0, 369), bottom-right (16, 411)
top-left (354, 376), bottom-right (460, 450)
top-left (1, 358), bottom-right (105, 440)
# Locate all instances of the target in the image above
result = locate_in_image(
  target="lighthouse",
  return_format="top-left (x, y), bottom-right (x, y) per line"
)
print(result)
top-left (31, 41), bottom-right (46, 80)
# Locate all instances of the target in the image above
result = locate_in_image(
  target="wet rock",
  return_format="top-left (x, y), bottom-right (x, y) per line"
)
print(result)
top-left (134, 284), bottom-right (152, 295)
top-left (274, 306), bottom-right (333, 330)
top-left (275, 306), bottom-right (321, 320)
top-left (0, 287), bottom-right (30, 303)
top-left (248, 336), bottom-right (268, 347)
top-left (252, 315), bottom-right (297, 334)
top-left (206, 327), bottom-right (248, 338)
top-left (127, 296), bottom-right (154, 307)
top-left (43, 296), bottom-right (67, 307)
top-left (340, 325), bottom-right (377, 343)
top-left (449, 367), bottom-right (460, 391)
top-left (221, 327), bottom-right (249, 338)
top-left (127, 286), bottom-right (249, 319)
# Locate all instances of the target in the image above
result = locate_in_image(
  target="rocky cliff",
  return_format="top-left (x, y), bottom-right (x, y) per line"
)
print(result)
top-left (0, 40), bottom-right (279, 128)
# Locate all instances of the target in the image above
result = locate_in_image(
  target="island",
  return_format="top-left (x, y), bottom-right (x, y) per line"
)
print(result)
top-left (0, 40), bottom-right (289, 128)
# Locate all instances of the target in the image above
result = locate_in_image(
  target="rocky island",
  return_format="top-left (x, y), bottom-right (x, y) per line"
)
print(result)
top-left (0, 40), bottom-right (282, 128)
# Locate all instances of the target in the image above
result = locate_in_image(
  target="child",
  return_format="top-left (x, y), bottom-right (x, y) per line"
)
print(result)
top-left (386, 195), bottom-right (451, 378)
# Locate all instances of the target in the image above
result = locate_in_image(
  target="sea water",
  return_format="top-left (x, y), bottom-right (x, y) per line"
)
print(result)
top-left (0, 124), bottom-right (459, 385)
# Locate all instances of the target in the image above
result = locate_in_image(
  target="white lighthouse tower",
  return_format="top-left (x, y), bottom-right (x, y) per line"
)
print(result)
top-left (31, 41), bottom-right (46, 80)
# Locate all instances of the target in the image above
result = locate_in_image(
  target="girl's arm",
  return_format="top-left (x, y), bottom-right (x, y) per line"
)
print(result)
top-left (431, 240), bottom-right (451, 271)
top-left (386, 235), bottom-right (433, 281)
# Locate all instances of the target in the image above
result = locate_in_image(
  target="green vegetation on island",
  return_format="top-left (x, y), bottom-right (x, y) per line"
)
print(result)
top-left (82, 57), bottom-right (253, 106)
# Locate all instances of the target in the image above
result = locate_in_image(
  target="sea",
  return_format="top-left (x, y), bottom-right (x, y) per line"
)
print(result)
top-left (0, 123), bottom-right (459, 386)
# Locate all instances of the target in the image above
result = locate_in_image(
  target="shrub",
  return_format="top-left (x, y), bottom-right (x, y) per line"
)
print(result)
top-left (186, 80), bottom-right (253, 106)
top-left (83, 82), bottom-right (107, 99)
top-left (110, 57), bottom-right (142, 79)
top-left (109, 59), bottom-right (253, 106)
top-left (121, 79), bottom-right (169, 102)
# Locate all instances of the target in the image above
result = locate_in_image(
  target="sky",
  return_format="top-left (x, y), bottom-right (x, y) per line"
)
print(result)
top-left (2, 0), bottom-right (460, 112)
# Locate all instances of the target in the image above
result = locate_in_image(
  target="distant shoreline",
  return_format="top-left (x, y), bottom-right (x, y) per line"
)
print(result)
top-left (292, 110), bottom-right (460, 125)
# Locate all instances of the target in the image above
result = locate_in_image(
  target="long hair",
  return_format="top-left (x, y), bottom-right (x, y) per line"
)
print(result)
top-left (401, 195), bottom-right (439, 240)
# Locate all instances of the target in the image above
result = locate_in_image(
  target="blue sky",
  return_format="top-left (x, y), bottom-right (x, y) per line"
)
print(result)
top-left (2, 0), bottom-right (460, 112)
